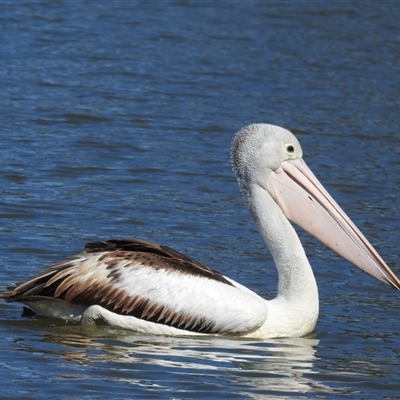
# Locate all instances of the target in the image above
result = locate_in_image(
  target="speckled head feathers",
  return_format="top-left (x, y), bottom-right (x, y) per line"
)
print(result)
top-left (231, 124), bottom-right (303, 189)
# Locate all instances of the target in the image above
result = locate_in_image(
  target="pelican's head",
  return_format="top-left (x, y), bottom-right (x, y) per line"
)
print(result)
top-left (232, 123), bottom-right (302, 190)
top-left (232, 123), bottom-right (400, 290)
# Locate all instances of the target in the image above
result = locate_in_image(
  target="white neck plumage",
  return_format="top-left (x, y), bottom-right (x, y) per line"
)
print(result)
top-left (245, 182), bottom-right (319, 304)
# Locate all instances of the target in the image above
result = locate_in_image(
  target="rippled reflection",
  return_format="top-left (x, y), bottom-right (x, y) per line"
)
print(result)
top-left (32, 325), bottom-right (332, 397)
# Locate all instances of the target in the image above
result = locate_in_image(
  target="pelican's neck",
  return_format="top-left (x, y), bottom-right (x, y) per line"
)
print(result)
top-left (244, 183), bottom-right (318, 303)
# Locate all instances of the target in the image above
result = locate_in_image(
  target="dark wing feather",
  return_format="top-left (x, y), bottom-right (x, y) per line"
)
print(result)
top-left (1, 239), bottom-right (242, 334)
top-left (85, 239), bottom-right (233, 285)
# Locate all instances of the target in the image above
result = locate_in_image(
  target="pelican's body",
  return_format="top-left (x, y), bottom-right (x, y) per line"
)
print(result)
top-left (2, 124), bottom-right (399, 339)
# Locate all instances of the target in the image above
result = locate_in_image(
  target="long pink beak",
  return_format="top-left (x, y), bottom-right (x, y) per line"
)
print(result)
top-left (268, 158), bottom-right (400, 290)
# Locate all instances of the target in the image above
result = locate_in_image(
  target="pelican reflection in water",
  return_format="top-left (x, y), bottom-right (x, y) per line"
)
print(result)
top-left (2, 124), bottom-right (399, 339)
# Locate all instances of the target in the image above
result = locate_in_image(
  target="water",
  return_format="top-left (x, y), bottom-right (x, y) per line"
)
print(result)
top-left (1, 1), bottom-right (400, 398)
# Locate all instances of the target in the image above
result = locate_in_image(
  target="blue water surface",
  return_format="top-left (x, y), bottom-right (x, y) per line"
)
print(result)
top-left (1, 1), bottom-right (400, 398)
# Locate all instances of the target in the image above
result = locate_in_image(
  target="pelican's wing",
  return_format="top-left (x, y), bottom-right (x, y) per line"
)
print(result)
top-left (1, 239), bottom-right (268, 335)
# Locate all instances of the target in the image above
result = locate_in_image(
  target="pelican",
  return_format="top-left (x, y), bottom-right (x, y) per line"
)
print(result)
top-left (1, 124), bottom-right (399, 339)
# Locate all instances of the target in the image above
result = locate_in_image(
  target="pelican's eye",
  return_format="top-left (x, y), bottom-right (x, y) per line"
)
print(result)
top-left (285, 144), bottom-right (295, 155)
